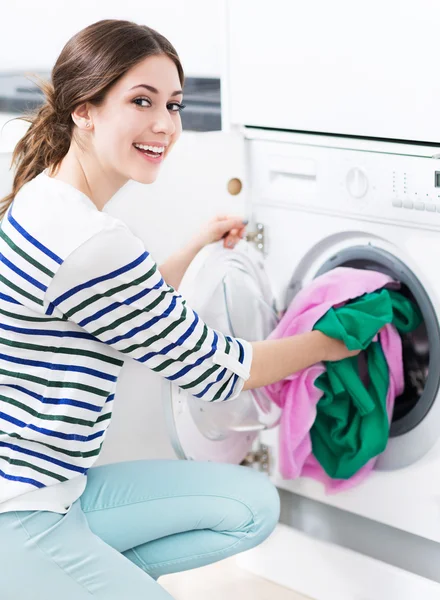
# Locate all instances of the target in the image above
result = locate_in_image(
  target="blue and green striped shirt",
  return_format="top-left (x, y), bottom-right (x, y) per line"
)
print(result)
top-left (0, 170), bottom-right (252, 512)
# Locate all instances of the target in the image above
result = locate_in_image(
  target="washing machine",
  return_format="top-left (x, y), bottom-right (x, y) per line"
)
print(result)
top-left (163, 128), bottom-right (440, 599)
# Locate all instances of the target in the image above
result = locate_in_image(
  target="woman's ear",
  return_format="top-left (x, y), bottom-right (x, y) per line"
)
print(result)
top-left (71, 102), bottom-right (92, 130)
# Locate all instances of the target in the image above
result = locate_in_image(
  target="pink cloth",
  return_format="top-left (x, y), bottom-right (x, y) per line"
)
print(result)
top-left (264, 267), bottom-right (404, 493)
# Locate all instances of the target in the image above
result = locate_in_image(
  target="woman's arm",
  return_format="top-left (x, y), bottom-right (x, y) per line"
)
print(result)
top-left (159, 239), bottom-right (203, 290)
top-left (46, 224), bottom-right (358, 404)
top-left (243, 331), bottom-right (358, 391)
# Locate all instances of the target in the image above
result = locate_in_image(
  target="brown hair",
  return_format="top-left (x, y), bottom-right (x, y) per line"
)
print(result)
top-left (0, 19), bottom-right (184, 219)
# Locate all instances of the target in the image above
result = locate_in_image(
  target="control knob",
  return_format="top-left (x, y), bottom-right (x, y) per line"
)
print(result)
top-left (346, 167), bottom-right (368, 199)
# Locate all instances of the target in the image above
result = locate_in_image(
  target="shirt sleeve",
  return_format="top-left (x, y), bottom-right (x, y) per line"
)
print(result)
top-left (44, 221), bottom-right (253, 403)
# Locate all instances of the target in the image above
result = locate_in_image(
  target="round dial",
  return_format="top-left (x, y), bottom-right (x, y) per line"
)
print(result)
top-left (346, 167), bottom-right (369, 199)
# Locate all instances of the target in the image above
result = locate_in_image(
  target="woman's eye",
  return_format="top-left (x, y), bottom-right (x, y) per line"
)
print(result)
top-left (132, 98), bottom-right (186, 112)
top-left (168, 103), bottom-right (186, 113)
top-left (133, 97), bottom-right (151, 108)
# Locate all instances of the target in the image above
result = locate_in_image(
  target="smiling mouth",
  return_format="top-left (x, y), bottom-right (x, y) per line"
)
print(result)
top-left (133, 143), bottom-right (165, 158)
top-left (133, 144), bottom-right (165, 164)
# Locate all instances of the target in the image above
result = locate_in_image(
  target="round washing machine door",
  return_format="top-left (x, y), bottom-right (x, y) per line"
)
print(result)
top-left (285, 240), bottom-right (440, 470)
top-left (163, 241), bottom-right (281, 463)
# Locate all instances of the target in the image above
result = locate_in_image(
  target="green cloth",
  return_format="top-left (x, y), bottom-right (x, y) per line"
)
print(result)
top-left (310, 289), bottom-right (422, 479)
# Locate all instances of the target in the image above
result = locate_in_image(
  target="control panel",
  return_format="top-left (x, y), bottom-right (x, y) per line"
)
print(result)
top-left (249, 135), bottom-right (440, 230)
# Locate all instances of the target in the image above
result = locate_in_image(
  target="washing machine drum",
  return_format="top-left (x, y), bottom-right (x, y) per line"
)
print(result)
top-left (163, 242), bottom-right (281, 464)
top-left (304, 244), bottom-right (440, 470)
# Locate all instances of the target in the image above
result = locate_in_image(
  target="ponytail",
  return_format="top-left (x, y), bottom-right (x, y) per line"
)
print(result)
top-left (0, 76), bottom-right (72, 219)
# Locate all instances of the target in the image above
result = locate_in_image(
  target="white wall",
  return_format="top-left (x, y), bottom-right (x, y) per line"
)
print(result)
top-left (0, 0), bottom-right (224, 77)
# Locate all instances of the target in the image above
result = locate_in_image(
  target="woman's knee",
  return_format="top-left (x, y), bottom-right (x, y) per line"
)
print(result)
top-left (228, 464), bottom-right (280, 544)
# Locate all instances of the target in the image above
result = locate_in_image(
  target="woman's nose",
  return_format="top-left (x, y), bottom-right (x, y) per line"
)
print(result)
top-left (151, 108), bottom-right (176, 136)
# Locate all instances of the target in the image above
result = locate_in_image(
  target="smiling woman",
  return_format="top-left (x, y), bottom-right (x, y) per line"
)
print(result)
top-left (0, 18), bottom-right (282, 600)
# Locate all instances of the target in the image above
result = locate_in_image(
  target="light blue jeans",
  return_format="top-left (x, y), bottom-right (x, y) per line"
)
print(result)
top-left (0, 459), bottom-right (280, 599)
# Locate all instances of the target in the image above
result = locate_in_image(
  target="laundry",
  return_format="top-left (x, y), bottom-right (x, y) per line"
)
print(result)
top-left (311, 288), bottom-right (422, 480)
top-left (395, 330), bottom-right (429, 420)
top-left (263, 267), bottom-right (421, 492)
top-left (300, 323), bottom-right (403, 493)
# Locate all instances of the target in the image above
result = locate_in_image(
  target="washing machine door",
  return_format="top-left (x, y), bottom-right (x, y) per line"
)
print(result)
top-left (163, 241), bottom-right (281, 463)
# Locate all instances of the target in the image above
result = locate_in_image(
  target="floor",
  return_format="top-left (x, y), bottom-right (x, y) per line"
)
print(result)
top-left (160, 556), bottom-right (311, 600)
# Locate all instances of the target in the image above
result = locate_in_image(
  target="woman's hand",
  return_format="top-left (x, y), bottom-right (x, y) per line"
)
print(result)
top-left (192, 214), bottom-right (248, 250)
top-left (159, 215), bottom-right (248, 290)
top-left (317, 331), bottom-right (362, 362)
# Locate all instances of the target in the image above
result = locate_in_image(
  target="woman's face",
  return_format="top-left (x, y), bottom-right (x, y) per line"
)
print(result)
top-left (88, 54), bottom-right (183, 185)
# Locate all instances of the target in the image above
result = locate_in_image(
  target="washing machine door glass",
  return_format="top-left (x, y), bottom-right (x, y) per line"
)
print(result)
top-left (163, 241), bottom-right (280, 463)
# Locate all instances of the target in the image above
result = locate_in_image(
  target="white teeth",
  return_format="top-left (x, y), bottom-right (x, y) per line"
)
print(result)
top-left (134, 143), bottom-right (165, 153)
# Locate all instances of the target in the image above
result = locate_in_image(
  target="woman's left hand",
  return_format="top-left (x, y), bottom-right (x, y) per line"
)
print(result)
top-left (193, 214), bottom-right (248, 250)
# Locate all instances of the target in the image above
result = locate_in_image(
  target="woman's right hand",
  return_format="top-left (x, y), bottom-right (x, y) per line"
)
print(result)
top-left (317, 331), bottom-right (361, 362)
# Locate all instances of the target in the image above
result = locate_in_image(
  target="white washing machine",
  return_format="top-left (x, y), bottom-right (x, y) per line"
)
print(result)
top-left (163, 128), bottom-right (440, 599)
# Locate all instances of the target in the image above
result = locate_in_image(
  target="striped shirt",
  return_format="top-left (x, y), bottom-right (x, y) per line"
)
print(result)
top-left (0, 170), bottom-right (252, 513)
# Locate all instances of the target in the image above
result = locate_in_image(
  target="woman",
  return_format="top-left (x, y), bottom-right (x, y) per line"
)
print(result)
top-left (0, 19), bottom-right (357, 599)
